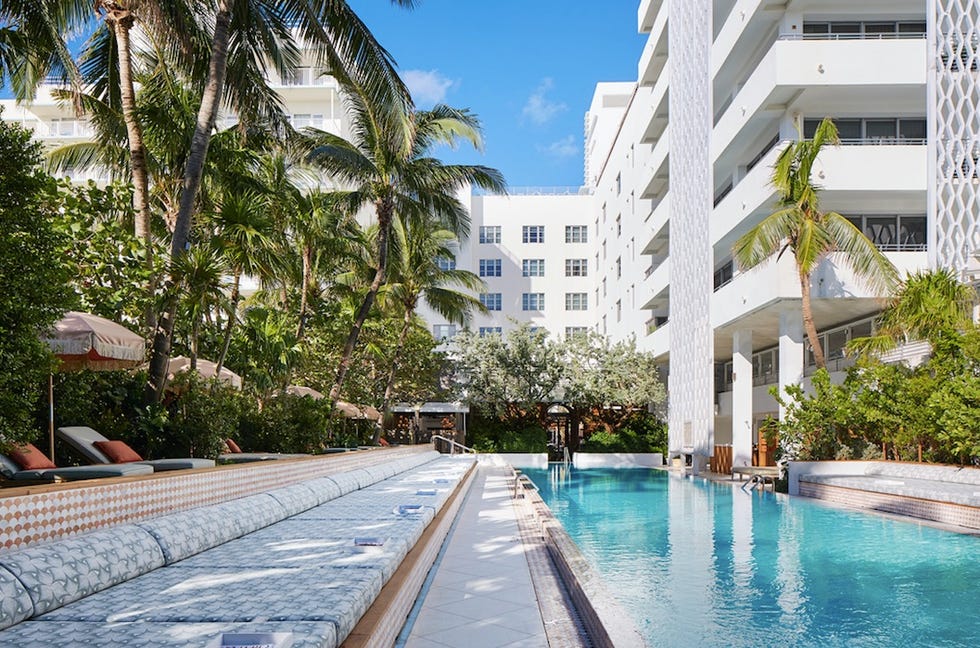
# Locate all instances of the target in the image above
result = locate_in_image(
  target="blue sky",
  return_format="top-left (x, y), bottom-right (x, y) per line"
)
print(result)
top-left (349, 0), bottom-right (646, 188)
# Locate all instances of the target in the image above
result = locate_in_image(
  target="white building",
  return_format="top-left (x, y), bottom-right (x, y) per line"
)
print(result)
top-left (581, 0), bottom-right (979, 472)
top-left (4, 2), bottom-right (978, 474)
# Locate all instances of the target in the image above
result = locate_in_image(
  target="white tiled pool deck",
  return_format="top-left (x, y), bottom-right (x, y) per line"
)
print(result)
top-left (403, 466), bottom-right (583, 648)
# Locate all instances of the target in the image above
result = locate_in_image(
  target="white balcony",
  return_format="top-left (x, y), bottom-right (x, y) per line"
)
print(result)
top-left (644, 320), bottom-right (670, 359)
top-left (712, 37), bottom-right (927, 164)
top-left (638, 3), bottom-right (668, 86)
top-left (643, 194), bottom-right (671, 255)
top-left (643, 259), bottom-right (670, 306)
top-left (711, 143), bottom-right (928, 248)
top-left (640, 128), bottom-right (670, 199)
top-left (638, 0), bottom-right (664, 34)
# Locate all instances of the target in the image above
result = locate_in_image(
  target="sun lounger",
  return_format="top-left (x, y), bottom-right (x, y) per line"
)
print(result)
top-left (217, 438), bottom-right (309, 464)
top-left (0, 451), bottom-right (152, 483)
top-left (56, 426), bottom-right (215, 471)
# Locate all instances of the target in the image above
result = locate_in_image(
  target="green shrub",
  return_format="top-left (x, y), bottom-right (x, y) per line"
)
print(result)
top-left (161, 373), bottom-right (245, 459)
top-left (581, 413), bottom-right (667, 453)
top-left (238, 394), bottom-right (332, 454)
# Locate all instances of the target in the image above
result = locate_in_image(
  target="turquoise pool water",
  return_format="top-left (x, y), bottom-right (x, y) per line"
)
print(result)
top-left (523, 466), bottom-right (980, 648)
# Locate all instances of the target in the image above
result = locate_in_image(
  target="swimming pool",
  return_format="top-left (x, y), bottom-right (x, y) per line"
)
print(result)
top-left (523, 465), bottom-right (980, 648)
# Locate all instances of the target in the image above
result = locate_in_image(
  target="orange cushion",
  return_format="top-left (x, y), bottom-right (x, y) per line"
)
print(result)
top-left (93, 440), bottom-right (143, 463)
top-left (225, 438), bottom-right (242, 453)
top-left (378, 438), bottom-right (390, 447)
top-left (9, 443), bottom-right (56, 470)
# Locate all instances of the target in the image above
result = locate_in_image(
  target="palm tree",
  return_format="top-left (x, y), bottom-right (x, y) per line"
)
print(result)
top-left (147, 0), bottom-right (419, 402)
top-left (377, 218), bottom-right (487, 437)
top-left (850, 268), bottom-right (976, 356)
top-left (171, 245), bottom-right (229, 367)
top-left (205, 190), bottom-right (282, 373)
top-left (308, 100), bottom-right (506, 402)
top-left (733, 117), bottom-right (900, 368)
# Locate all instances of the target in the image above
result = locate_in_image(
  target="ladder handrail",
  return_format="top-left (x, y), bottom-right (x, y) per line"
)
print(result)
top-left (431, 435), bottom-right (477, 455)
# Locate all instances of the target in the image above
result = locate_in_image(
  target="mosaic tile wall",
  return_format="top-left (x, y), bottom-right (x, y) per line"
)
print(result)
top-left (799, 481), bottom-right (980, 530)
top-left (0, 447), bottom-right (427, 551)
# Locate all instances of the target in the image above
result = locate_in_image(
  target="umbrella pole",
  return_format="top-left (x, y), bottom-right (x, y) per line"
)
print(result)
top-left (49, 373), bottom-right (55, 461)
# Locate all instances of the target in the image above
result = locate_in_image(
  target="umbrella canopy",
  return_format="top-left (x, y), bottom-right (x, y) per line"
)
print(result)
top-left (359, 405), bottom-right (382, 423)
top-left (167, 356), bottom-right (243, 389)
top-left (286, 385), bottom-right (325, 399)
top-left (334, 400), bottom-right (362, 418)
top-left (44, 311), bottom-right (145, 371)
top-left (43, 312), bottom-right (145, 459)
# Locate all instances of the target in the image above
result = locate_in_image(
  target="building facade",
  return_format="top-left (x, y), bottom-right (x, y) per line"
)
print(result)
top-left (4, 1), bottom-right (978, 473)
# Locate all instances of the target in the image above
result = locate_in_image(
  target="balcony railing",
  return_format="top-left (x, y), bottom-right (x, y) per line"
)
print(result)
top-left (778, 32), bottom-right (926, 41)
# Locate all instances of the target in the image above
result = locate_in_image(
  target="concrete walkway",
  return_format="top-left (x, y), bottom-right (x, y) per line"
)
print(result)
top-left (402, 466), bottom-right (579, 648)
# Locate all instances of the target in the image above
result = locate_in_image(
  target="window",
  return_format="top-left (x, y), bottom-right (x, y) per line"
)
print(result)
top-left (565, 326), bottom-right (589, 339)
top-left (616, 215), bottom-right (622, 237)
top-left (433, 324), bottom-right (457, 340)
top-left (290, 113), bottom-right (324, 129)
top-left (479, 226), bottom-right (501, 244)
top-left (522, 225), bottom-right (545, 243)
top-left (615, 173), bottom-right (622, 195)
top-left (565, 225), bottom-right (588, 243)
top-left (713, 260), bottom-right (734, 291)
top-left (845, 214), bottom-right (927, 251)
top-left (565, 259), bottom-right (588, 277)
top-left (615, 300), bottom-right (622, 322)
top-left (522, 293), bottom-right (545, 311)
top-left (436, 256), bottom-right (456, 271)
top-left (478, 259), bottom-right (501, 277)
top-left (479, 293), bottom-right (502, 311)
top-left (616, 257), bottom-right (622, 279)
top-left (565, 293), bottom-right (588, 311)
top-left (522, 259), bottom-right (545, 277)
top-left (479, 327), bottom-right (502, 337)
top-left (803, 117), bottom-right (927, 143)
top-left (602, 278), bottom-right (607, 297)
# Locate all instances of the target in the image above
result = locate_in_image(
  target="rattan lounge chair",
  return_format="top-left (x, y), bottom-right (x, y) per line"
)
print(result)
top-left (56, 426), bottom-right (215, 471)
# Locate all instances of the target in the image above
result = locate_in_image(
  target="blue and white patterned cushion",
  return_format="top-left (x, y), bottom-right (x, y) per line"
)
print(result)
top-left (0, 565), bottom-right (34, 630)
top-left (41, 565), bottom-right (382, 642)
top-left (0, 620), bottom-right (337, 648)
top-left (304, 477), bottom-right (343, 504)
top-left (0, 525), bottom-right (165, 618)
top-left (137, 494), bottom-right (287, 564)
top-left (247, 517), bottom-right (427, 548)
top-left (265, 484), bottom-right (319, 517)
top-left (171, 534), bottom-right (409, 583)
top-left (322, 472), bottom-right (360, 496)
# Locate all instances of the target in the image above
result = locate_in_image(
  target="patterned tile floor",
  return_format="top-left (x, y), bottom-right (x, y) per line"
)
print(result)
top-left (404, 467), bottom-right (567, 648)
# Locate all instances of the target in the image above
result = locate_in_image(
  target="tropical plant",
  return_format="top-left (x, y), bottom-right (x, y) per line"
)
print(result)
top-left (733, 117), bottom-right (900, 368)
top-left (849, 268), bottom-right (976, 356)
top-left (170, 245), bottom-right (229, 367)
top-left (147, 0), bottom-right (419, 403)
top-left (0, 115), bottom-right (74, 445)
top-left (308, 100), bottom-right (505, 403)
top-left (377, 218), bottom-right (486, 433)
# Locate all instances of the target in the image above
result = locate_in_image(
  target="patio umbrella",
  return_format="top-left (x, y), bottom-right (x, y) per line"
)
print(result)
top-left (167, 356), bottom-right (243, 389)
top-left (334, 400), bottom-right (362, 418)
top-left (359, 405), bottom-right (382, 424)
top-left (43, 311), bottom-right (145, 459)
top-left (286, 385), bottom-right (325, 399)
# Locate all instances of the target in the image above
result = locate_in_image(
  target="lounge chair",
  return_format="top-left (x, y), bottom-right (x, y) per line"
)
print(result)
top-left (56, 426), bottom-right (215, 472)
top-left (0, 444), bottom-right (153, 483)
top-left (218, 438), bottom-right (309, 464)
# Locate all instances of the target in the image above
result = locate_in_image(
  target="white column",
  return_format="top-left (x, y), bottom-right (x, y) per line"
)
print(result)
top-left (732, 329), bottom-right (753, 469)
top-left (666, 0), bottom-right (714, 475)
top-left (778, 308), bottom-right (804, 420)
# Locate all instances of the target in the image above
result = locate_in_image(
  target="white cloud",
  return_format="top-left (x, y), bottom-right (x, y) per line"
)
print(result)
top-left (539, 135), bottom-right (579, 158)
top-left (403, 69), bottom-right (454, 107)
top-left (522, 78), bottom-right (567, 125)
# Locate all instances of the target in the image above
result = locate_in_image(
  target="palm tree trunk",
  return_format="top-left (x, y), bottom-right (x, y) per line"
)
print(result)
top-left (800, 269), bottom-right (825, 369)
top-left (215, 272), bottom-right (241, 374)
top-left (296, 245), bottom-right (312, 340)
top-left (378, 307), bottom-right (413, 443)
top-left (109, 12), bottom-right (157, 335)
top-left (190, 318), bottom-right (200, 370)
top-left (146, 1), bottom-right (233, 402)
top-left (328, 206), bottom-right (392, 402)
